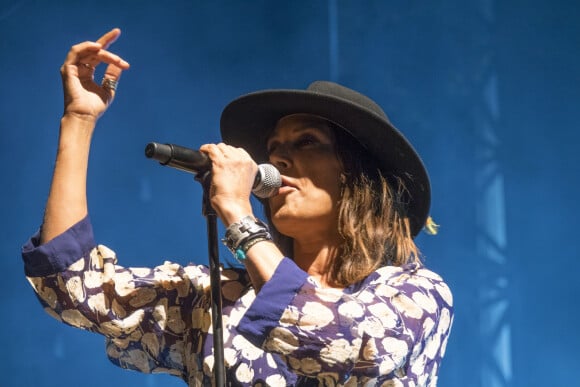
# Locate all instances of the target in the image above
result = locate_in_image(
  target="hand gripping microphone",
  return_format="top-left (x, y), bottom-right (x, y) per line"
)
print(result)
top-left (145, 142), bottom-right (281, 198)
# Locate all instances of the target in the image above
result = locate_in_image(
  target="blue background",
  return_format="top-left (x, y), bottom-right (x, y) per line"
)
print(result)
top-left (1, 1), bottom-right (579, 386)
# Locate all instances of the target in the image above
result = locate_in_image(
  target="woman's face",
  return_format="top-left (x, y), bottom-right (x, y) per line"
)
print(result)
top-left (266, 114), bottom-right (343, 239)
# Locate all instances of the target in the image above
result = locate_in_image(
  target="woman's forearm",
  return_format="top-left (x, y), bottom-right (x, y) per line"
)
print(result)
top-left (243, 241), bottom-right (285, 292)
top-left (40, 114), bottom-right (96, 244)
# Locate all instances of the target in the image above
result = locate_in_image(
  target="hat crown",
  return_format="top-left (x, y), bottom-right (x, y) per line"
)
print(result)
top-left (307, 81), bottom-right (389, 122)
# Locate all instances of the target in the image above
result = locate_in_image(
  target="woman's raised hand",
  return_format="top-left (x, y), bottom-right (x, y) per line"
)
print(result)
top-left (60, 28), bottom-right (130, 122)
top-left (40, 29), bottom-right (130, 244)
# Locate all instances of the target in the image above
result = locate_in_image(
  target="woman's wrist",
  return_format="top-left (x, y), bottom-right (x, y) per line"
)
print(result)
top-left (60, 113), bottom-right (97, 138)
top-left (214, 201), bottom-right (254, 227)
top-left (61, 112), bottom-right (98, 127)
top-left (58, 114), bottom-right (97, 153)
top-left (222, 216), bottom-right (272, 262)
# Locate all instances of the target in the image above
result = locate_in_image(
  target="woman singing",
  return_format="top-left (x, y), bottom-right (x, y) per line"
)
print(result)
top-left (23, 28), bottom-right (453, 386)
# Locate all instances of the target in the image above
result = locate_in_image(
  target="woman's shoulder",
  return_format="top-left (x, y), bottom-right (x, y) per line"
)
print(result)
top-left (354, 262), bottom-right (453, 308)
top-left (375, 262), bottom-right (447, 285)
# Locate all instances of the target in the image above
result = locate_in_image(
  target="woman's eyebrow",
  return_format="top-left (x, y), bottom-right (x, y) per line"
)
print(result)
top-left (271, 122), bottom-right (330, 139)
top-left (267, 121), bottom-right (332, 149)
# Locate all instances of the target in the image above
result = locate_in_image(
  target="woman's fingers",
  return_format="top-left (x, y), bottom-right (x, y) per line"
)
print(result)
top-left (59, 29), bottom-right (130, 118)
top-left (67, 44), bottom-right (129, 71)
top-left (101, 63), bottom-right (123, 99)
top-left (96, 28), bottom-right (121, 50)
top-left (62, 41), bottom-right (100, 72)
top-left (94, 28), bottom-right (128, 70)
top-left (60, 30), bottom-right (130, 101)
top-left (200, 143), bottom-right (256, 223)
top-left (61, 29), bottom-right (129, 77)
top-left (201, 143), bottom-right (257, 185)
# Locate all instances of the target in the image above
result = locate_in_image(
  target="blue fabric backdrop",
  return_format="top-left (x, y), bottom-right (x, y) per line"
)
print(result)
top-left (1, 1), bottom-right (578, 386)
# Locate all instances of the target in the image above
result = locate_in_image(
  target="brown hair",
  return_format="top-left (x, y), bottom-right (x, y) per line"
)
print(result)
top-left (263, 122), bottom-right (420, 287)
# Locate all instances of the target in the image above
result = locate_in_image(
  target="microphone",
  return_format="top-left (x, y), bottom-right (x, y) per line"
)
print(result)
top-left (144, 142), bottom-right (281, 198)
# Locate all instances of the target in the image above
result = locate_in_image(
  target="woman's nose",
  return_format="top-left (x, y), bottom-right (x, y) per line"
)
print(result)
top-left (268, 145), bottom-right (293, 170)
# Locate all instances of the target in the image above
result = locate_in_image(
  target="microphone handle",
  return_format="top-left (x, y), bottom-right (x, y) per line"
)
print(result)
top-left (145, 142), bottom-right (210, 174)
top-left (145, 142), bottom-right (281, 198)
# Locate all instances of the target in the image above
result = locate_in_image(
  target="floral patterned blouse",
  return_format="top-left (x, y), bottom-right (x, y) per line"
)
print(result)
top-left (22, 216), bottom-right (453, 386)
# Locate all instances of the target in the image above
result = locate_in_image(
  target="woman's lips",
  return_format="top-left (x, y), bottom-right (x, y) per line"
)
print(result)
top-left (277, 176), bottom-right (298, 195)
top-left (277, 185), bottom-right (296, 195)
top-left (281, 176), bottom-right (295, 187)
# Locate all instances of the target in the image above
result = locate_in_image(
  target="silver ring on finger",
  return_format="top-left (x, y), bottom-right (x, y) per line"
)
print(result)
top-left (101, 78), bottom-right (119, 91)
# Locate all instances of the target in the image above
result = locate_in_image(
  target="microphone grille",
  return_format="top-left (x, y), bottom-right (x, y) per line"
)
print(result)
top-left (253, 164), bottom-right (282, 198)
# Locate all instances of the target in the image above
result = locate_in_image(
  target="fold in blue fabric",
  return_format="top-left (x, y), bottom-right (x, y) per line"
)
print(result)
top-left (21, 216), bottom-right (95, 277)
top-left (237, 257), bottom-right (308, 348)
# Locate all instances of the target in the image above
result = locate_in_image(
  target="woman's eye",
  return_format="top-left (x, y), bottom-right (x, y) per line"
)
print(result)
top-left (267, 134), bottom-right (322, 155)
top-left (266, 144), bottom-right (277, 155)
top-left (295, 135), bottom-right (318, 148)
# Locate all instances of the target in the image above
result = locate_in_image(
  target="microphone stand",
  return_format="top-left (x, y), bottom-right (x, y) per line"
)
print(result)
top-left (145, 142), bottom-right (226, 385)
top-left (195, 171), bottom-right (226, 386)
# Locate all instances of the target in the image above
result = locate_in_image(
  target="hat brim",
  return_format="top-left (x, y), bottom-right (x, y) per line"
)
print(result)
top-left (220, 88), bottom-right (430, 237)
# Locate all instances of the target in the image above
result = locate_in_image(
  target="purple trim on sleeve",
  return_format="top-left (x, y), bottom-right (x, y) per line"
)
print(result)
top-left (22, 216), bottom-right (96, 277)
top-left (238, 258), bottom-right (308, 348)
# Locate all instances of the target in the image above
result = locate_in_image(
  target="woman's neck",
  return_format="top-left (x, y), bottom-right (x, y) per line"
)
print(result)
top-left (292, 234), bottom-right (342, 288)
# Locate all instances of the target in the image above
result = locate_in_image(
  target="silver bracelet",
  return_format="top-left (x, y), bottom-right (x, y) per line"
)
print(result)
top-left (222, 216), bottom-right (271, 256)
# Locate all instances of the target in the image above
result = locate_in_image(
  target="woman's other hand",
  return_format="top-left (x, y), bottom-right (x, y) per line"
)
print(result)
top-left (60, 28), bottom-right (130, 122)
top-left (40, 29), bottom-right (130, 244)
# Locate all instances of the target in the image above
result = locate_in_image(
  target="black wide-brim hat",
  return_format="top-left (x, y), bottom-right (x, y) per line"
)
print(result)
top-left (220, 81), bottom-right (430, 237)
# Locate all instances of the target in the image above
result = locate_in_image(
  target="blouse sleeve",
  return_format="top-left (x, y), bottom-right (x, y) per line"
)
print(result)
top-left (237, 258), bottom-right (453, 385)
top-left (21, 216), bottom-right (218, 379)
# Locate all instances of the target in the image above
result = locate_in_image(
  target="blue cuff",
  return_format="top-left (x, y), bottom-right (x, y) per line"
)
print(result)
top-left (238, 258), bottom-right (308, 348)
top-left (22, 216), bottom-right (96, 277)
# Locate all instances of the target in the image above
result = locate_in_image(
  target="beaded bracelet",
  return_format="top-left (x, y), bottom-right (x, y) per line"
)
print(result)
top-left (234, 236), bottom-right (271, 262)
